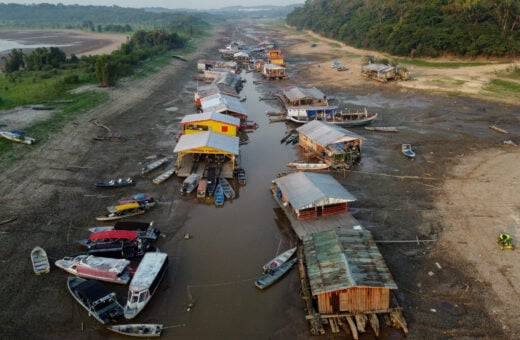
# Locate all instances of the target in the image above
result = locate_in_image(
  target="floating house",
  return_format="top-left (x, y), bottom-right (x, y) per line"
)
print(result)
top-left (300, 229), bottom-right (407, 336)
top-left (361, 63), bottom-right (396, 82)
top-left (267, 49), bottom-right (285, 66)
top-left (262, 63), bottom-right (287, 80)
top-left (194, 83), bottom-right (240, 108)
top-left (296, 120), bottom-right (363, 168)
top-left (272, 172), bottom-right (356, 221)
top-left (233, 51), bottom-right (250, 64)
top-left (280, 86), bottom-right (329, 107)
top-left (180, 112), bottom-right (240, 137)
top-left (200, 93), bottom-right (248, 122)
top-left (174, 131), bottom-right (239, 178)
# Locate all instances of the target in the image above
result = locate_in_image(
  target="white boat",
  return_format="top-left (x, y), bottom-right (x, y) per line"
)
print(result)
top-left (255, 258), bottom-right (298, 290)
top-left (219, 176), bottom-right (235, 199)
top-left (67, 276), bottom-right (124, 324)
top-left (286, 106), bottom-right (377, 127)
top-left (107, 323), bottom-right (163, 337)
top-left (287, 162), bottom-right (330, 171)
top-left (262, 246), bottom-right (297, 273)
top-left (141, 157), bottom-right (169, 174)
top-left (197, 179), bottom-right (208, 198)
top-left (402, 144), bottom-right (416, 158)
top-left (364, 126), bottom-right (398, 133)
top-left (0, 130), bottom-right (36, 145)
top-left (152, 167), bottom-right (176, 184)
top-left (124, 252), bottom-right (168, 319)
top-left (31, 246), bottom-right (50, 275)
top-left (180, 173), bottom-right (200, 194)
top-left (55, 254), bottom-right (133, 285)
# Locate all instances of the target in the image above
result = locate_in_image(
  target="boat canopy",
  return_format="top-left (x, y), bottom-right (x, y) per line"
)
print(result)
top-left (115, 202), bottom-right (140, 211)
top-left (89, 230), bottom-right (138, 241)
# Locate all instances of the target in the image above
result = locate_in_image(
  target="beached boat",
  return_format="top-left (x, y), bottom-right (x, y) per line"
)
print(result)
top-left (87, 240), bottom-right (151, 259)
top-left (180, 173), bottom-right (200, 194)
top-left (118, 193), bottom-right (156, 209)
top-left (152, 167), bottom-right (176, 184)
top-left (95, 178), bottom-right (136, 188)
top-left (206, 167), bottom-right (217, 196)
top-left (89, 221), bottom-right (155, 233)
top-left (79, 229), bottom-right (160, 248)
top-left (124, 252), bottom-right (168, 319)
top-left (262, 246), bottom-right (297, 273)
top-left (237, 168), bottom-right (246, 185)
top-left (30, 246), bottom-right (50, 275)
top-left (55, 254), bottom-right (132, 285)
top-left (96, 202), bottom-right (146, 221)
top-left (67, 276), bottom-right (124, 324)
top-left (287, 162), bottom-right (330, 171)
top-left (214, 184), bottom-right (225, 206)
top-left (364, 126), bottom-right (398, 133)
top-left (197, 179), bottom-right (208, 198)
top-left (401, 144), bottom-right (416, 159)
top-left (219, 176), bottom-right (235, 199)
top-left (286, 106), bottom-right (377, 127)
top-left (0, 130), bottom-right (36, 145)
top-left (141, 157), bottom-right (169, 174)
top-left (255, 258), bottom-right (298, 290)
top-left (107, 324), bottom-right (163, 337)
top-left (489, 125), bottom-right (508, 134)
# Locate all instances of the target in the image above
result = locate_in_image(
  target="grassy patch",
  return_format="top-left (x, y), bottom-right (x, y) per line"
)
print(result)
top-left (483, 79), bottom-right (520, 98)
top-left (395, 58), bottom-right (500, 68)
top-left (430, 78), bottom-right (467, 88)
top-left (328, 42), bottom-right (341, 48)
top-left (494, 64), bottom-right (520, 80)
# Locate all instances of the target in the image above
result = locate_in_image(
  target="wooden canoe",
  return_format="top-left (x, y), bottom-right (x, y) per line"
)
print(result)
top-left (31, 246), bottom-right (50, 275)
top-left (107, 324), bottom-right (163, 337)
top-left (255, 258), bottom-right (297, 290)
top-left (152, 167), bottom-right (176, 184)
top-left (262, 246), bottom-right (297, 272)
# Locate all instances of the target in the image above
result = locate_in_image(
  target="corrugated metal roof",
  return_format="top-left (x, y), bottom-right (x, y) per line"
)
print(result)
top-left (303, 229), bottom-right (398, 295)
top-left (180, 112), bottom-right (240, 127)
top-left (362, 63), bottom-right (395, 72)
top-left (195, 83), bottom-right (238, 100)
top-left (274, 172), bottom-right (356, 210)
top-left (173, 131), bottom-right (239, 155)
top-left (297, 120), bottom-right (363, 145)
top-left (201, 93), bottom-right (247, 116)
top-left (282, 86), bottom-right (326, 102)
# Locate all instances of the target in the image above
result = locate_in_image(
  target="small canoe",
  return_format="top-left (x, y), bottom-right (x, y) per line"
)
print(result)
top-left (255, 258), bottom-right (297, 290)
top-left (262, 246), bottom-right (297, 273)
top-left (214, 184), bottom-right (224, 206)
top-left (152, 167), bottom-right (176, 184)
top-left (0, 130), bottom-right (36, 145)
top-left (237, 168), bottom-right (246, 185)
top-left (95, 178), bottom-right (135, 188)
top-left (141, 157), bottom-right (169, 174)
top-left (197, 179), bottom-right (208, 198)
top-left (107, 324), bottom-right (163, 337)
top-left (364, 126), bottom-right (398, 133)
top-left (489, 125), bottom-right (508, 134)
top-left (401, 144), bottom-right (416, 159)
top-left (219, 176), bottom-right (235, 199)
top-left (31, 246), bottom-right (50, 275)
top-left (287, 162), bottom-right (330, 171)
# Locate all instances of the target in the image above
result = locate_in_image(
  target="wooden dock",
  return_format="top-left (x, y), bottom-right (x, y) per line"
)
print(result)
top-left (271, 191), bottom-right (360, 239)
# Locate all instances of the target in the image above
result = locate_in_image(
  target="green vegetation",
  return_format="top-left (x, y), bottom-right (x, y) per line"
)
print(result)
top-left (394, 59), bottom-right (491, 68)
top-left (484, 79), bottom-right (520, 95)
top-left (287, 0), bottom-right (520, 58)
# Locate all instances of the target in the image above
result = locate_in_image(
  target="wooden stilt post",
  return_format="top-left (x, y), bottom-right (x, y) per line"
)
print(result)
top-left (346, 315), bottom-right (359, 340)
top-left (355, 313), bottom-right (367, 333)
top-left (368, 313), bottom-right (380, 337)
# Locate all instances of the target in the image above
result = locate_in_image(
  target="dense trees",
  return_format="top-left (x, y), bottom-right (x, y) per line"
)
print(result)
top-left (286, 0), bottom-right (520, 57)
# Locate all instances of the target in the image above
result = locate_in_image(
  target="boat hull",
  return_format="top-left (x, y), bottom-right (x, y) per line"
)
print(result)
top-left (107, 324), bottom-right (163, 337)
top-left (255, 258), bottom-right (297, 290)
top-left (31, 246), bottom-right (50, 275)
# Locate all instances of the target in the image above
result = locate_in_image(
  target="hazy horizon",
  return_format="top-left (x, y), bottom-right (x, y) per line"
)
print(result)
top-left (0, 0), bottom-right (305, 10)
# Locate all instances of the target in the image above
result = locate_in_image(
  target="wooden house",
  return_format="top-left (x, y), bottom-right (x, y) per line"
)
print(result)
top-left (200, 93), bottom-right (248, 122)
top-left (302, 229), bottom-right (398, 314)
top-left (233, 51), bottom-right (250, 64)
top-left (280, 86), bottom-right (329, 107)
top-left (197, 60), bottom-right (237, 74)
top-left (262, 63), bottom-right (287, 80)
top-left (272, 172), bottom-right (356, 221)
top-left (180, 112), bottom-right (240, 137)
top-left (296, 120), bottom-right (363, 168)
top-left (361, 63), bottom-right (396, 82)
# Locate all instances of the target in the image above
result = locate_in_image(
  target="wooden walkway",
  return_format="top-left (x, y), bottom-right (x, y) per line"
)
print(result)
top-left (271, 192), bottom-right (360, 239)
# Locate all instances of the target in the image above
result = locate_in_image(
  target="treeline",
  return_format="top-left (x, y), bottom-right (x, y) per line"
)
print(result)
top-left (2, 30), bottom-right (188, 87)
top-left (286, 0), bottom-right (520, 57)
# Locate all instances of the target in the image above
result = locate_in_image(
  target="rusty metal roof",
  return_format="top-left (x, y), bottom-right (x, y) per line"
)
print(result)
top-left (297, 120), bottom-right (363, 146)
top-left (303, 229), bottom-right (397, 295)
top-left (362, 63), bottom-right (395, 73)
top-left (282, 86), bottom-right (326, 102)
top-left (274, 172), bottom-right (356, 210)
top-left (201, 93), bottom-right (247, 116)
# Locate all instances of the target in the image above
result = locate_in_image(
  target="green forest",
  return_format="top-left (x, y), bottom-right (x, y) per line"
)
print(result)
top-left (286, 0), bottom-right (520, 57)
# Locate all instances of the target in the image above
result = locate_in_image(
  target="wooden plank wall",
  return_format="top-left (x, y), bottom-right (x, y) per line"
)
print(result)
top-left (317, 287), bottom-right (391, 314)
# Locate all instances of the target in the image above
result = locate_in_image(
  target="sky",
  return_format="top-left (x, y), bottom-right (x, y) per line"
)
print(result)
top-left (2, 1), bottom-right (305, 10)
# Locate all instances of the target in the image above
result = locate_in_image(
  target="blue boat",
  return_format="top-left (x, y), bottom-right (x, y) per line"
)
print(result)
top-left (401, 144), bottom-right (416, 159)
top-left (255, 258), bottom-right (297, 290)
top-left (214, 184), bottom-right (224, 206)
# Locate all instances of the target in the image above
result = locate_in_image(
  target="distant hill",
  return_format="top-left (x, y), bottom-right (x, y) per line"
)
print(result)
top-left (286, 0), bottom-right (520, 58)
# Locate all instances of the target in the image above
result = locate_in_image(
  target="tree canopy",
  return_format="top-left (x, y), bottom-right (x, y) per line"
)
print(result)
top-left (286, 0), bottom-right (520, 57)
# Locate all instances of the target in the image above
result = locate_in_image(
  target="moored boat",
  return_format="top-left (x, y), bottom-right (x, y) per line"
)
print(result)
top-left (96, 202), bottom-right (146, 221)
top-left (286, 106), bottom-right (377, 127)
top-left (180, 173), bottom-right (201, 194)
top-left (364, 126), bottom-right (398, 133)
top-left (67, 276), bottom-right (124, 324)
top-left (214, 184), bottom-right (225, 206)
top-left (401, 144), bottom-right (416, 159)
top-left (219, 176), bottom-right (235, 199)
top-left (107, 323), bottom-right (163, 337)
top-left (236, 168), bottom-right (246, 185)
top-left (118, 193), bottom-right (156, 209)
top-left (89, 221), bottom-right (155, 233)
top-left (262, 246), bottom-right (297, 273)
top-left (287, 162), bottom-right (330, 171)
top-left (55, 254), bottom-right (132, 285)
top-left (95, 178), bottom-right (135, 188)
top-left (197, 179), bottom-right (208, 198)
top-left (152, 167), bottom-right (176, 184)
top-left (0, 130), bottom-right (36, 145)
top-left (141, 157), bottom-right (169, 174)
top-left (31, 246), bottom-right (50, 275)
top-left (255, 258), bottom-right (298, 290)
top-left (124, 252), bottom-right (168, 319)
